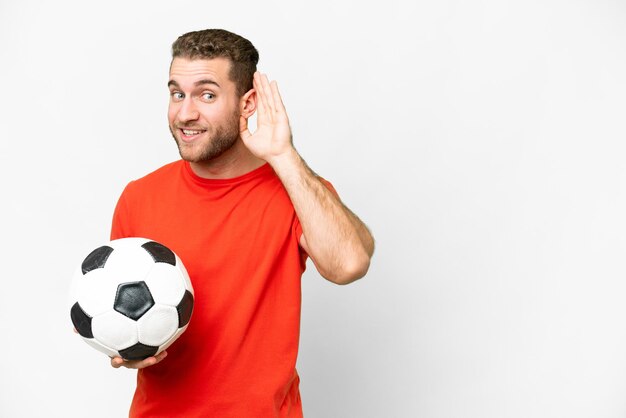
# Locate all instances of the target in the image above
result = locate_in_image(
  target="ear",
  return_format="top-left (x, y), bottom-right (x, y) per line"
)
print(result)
top-left (239, 88), bottom-right (257, 119)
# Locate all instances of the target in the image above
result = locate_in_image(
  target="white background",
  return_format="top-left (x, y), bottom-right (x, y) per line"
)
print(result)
top-left (1, 0), bottom-right (626, 417)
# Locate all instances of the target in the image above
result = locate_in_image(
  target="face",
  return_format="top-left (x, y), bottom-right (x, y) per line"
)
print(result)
top-left (168, 57), bottom-right (241, 163)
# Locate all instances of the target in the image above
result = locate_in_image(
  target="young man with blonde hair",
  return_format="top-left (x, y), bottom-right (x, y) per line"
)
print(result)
top-left (110, 28), bottom-right (374, 417)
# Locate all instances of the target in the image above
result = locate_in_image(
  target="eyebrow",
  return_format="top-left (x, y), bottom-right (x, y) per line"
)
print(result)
top-left (167, 79), bottom-right (221, 89)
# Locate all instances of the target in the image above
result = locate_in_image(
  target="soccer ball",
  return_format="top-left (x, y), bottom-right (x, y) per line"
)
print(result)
top-left (69, 237), bottom-right (194, 361)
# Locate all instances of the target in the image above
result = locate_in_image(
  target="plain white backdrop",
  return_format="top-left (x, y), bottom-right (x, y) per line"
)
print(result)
top-left (1, 0), bottom-right (626, 417)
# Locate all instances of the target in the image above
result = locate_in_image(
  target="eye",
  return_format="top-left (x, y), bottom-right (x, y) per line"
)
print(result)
top-left (202, 92), bottom-right (215, 101)
top-left (171, 91), bottom-right (184, 101)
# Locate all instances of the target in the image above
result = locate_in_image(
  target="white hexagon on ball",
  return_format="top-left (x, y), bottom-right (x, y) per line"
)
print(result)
top-left (145, 263), bottom-right (186, 306)
top-left (73, 268), bottom-right (120, 317)
top-left (92, 310), bottom-right (138, 351)
top-left (137, 304), bottom-right (180, 347)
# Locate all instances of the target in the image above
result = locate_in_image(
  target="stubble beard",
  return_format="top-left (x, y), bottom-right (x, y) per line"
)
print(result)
top-left (170, 112), bottom-right (240, 163)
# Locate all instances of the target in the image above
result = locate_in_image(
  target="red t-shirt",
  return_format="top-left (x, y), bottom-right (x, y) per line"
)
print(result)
top-left (111, 160), bottom-right (319, 417)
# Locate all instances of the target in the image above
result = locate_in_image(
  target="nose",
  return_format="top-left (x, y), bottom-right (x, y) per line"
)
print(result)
top-left (177, 98), bottom-right (199, 123)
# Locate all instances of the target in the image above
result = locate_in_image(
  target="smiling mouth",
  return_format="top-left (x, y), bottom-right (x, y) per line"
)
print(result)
top-left (179, 128), bottom-right (207, 141)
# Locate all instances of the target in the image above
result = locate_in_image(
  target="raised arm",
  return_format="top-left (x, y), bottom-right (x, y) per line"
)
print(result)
top-left (240, 72), bottom-right (374, 284)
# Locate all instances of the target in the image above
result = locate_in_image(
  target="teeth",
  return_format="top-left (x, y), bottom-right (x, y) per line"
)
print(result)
top-left (182, 129), bottom-right (203, 135)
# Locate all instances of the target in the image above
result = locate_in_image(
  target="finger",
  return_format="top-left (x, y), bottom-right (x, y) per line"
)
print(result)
top-left (259, 74), bottom-right (275, 115)
top-left (111, 356), bottom-right (124, 368)
top-left (131, 351), bottom-right (168, 369)
top-left (254, 76), bottom-right (268, 123)
top-left (129, 353), bottom-right (160, 369)
top-left (269, 80), bottom-right (288, 120)
top-left (110, 351), bottom-right (168, 369)
top-left (254, 72), bottom-right (270, 121)
top-left (134, 358), bottom-right (156, 368)
top-left (154, 350), bottom-right (168, 363)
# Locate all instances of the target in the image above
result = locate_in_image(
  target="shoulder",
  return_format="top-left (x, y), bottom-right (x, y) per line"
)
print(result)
top-left (123, 160), bottom-right (184, 195)
top-left (135, 160), bottom-right (183, 184)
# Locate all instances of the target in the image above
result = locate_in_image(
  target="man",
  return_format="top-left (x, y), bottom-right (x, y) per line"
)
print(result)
top-left (109, 29), bottom-right (374, 417)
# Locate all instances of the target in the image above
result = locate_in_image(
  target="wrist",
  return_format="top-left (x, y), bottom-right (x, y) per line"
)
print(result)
top-left (267, 147), bottom-right (302, 173)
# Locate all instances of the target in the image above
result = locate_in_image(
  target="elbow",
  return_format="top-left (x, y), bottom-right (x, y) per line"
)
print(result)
top-left (323, 252), bottom-right (371, 285)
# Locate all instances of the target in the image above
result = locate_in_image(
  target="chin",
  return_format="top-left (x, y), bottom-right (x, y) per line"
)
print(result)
top-left (173, 129), bottom-right (239, 163)
top-left (179, 149), bottom-right (205, 163)
top-left (175, 142), bottom-right (199, 162)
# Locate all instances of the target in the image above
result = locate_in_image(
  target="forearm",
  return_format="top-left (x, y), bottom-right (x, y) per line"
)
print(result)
top-left (242, 72), bottom-right (373, 283)
top-left (269, 149), bottom-right (374, 284)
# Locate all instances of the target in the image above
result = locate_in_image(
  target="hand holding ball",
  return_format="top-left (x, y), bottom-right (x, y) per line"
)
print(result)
top-left (69, 238), bottom-right (194, 361)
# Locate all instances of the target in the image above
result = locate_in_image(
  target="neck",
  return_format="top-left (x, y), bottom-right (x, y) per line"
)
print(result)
top-left (188, 139), bottom-right (266, 179)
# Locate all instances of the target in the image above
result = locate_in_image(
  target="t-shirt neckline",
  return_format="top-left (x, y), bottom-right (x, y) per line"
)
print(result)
top-left (182, 160), bottom-right (274, 186)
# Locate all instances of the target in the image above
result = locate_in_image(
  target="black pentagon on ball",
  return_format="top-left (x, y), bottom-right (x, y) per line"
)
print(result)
top-left (141, 241), bottom-right (176, 266)
top-left (81, 245), bottom-right (114, 274)
top-left (70, 302), bottom-right (93, 338)
top-left (119, 342), bottom-right (159, 360)
top-left (114, 281), bottom-right (155, 320)
top-left (177, 290), bottom-right (194, 328)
